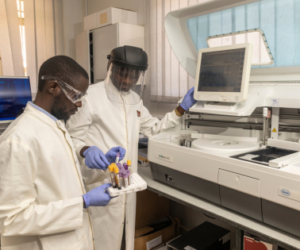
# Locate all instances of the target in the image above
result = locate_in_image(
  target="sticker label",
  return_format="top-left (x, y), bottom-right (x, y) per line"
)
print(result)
top-left (279, 187), bottom-right (300, 202)
top-left (270, 98), bottom-right (280, 107)
top-left (156, 153), bottom-right (173, 163)
top-left (100, 12), bottom-right (108, 24)
top-left (147, 236), bottom-right (162, 250)
top-left (272, 128), bottom-right (277, 133)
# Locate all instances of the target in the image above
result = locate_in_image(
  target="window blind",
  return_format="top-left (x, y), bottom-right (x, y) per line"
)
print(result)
top-left (150, 0), bottom-right (213, 103)
top-left (0, 0), bottom-right (24, 76)
top-left (187, 0), bottom-right (300, 68)
top-left (0, 0), bottom-right (64, 94)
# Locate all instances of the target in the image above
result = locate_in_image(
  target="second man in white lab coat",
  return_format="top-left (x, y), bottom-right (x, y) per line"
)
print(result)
top-left (66, 46), bottom-right (197, 250)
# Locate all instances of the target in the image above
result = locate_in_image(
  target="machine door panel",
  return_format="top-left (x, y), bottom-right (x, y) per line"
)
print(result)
top-left (218, 169), bottom-right (260, 197)
top-left (218, 169), bottom-right (262, 221)
top-left (150, 163), bottom-right (221, 205)
top-left (262, 199), bottom-right (300, 237)
top-left (220, 186), bottom-right (263, 221)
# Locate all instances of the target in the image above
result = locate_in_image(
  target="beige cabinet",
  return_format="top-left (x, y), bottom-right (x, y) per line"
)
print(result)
top-left (75, 22), bottom-right (144, 84)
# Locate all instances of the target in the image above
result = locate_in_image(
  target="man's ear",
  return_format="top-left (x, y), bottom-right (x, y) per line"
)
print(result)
top-left (47, 81), bottom-right (61, 96)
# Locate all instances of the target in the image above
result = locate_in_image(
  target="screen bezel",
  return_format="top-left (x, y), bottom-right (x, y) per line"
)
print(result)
top-left (194, 43), bottom-right (253, 103)
top-left (0, 76), bottom-right (32, 122)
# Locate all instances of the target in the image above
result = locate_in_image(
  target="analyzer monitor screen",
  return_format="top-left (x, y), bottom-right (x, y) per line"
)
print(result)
top-left (198, 48), bottom-right (245, 93)
top-left (0, 77), bottom-right (32, 121)
top-left (194, 43), bottom-right (252, 103)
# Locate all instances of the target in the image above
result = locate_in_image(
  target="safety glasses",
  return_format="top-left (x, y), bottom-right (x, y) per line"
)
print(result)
top-left (41, 75), bottom-right (87, 104)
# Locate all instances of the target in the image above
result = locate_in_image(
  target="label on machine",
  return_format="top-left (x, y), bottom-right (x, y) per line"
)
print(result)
top-left (156, 153), bottom-right (173, 163)
top-left (279, 187), bottom-right (300, 202)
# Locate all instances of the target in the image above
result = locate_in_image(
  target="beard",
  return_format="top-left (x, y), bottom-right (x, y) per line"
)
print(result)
top-left (51, 94), bottom-right (70, 122)
top-left (111, 77), bottom-right (129, 92)
top-left (110, 75), bottom-right (137, 92)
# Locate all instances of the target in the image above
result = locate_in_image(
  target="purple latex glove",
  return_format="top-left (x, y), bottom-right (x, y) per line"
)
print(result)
top-left (83, 146), bottom-right (110, 170)
top-left (180, 87), bottom-right (197, 110)
top-left (82, 183), bottom-right (112, 208)
top-left (105, 146), bottom-right (126, 164)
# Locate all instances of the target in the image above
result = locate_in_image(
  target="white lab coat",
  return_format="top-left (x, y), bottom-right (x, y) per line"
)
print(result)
top-left (0, 104), bottom-right (95, 250)
top-left (66, 81), bottom-right (181, 250)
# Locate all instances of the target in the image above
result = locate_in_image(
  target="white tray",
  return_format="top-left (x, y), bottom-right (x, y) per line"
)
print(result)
top-left (107, 173), bottom-right (147, 197)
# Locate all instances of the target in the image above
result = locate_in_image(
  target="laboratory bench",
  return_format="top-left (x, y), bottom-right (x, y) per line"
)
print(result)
top-left (138, 165), bottom-right (300, 250)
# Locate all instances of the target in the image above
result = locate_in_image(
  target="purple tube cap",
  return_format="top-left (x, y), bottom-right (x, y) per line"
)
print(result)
top-left (117, 163), bottom-right (123, 170)
top-left (123, 163), bottom-right (128, 170)
top-left (119, 173), bottom-right (124, 178)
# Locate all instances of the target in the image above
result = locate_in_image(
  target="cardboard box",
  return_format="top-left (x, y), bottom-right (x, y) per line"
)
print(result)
top-left (135, 190), bottom-right (180, 250)
top-left (243, 236), bottom-right (273, 250)
top-left (167, 222), bottom-right (230, 250)
top-left (135, 217), bottom-right (178, 250)
top-left (84, 7), bottom-right (137, 31)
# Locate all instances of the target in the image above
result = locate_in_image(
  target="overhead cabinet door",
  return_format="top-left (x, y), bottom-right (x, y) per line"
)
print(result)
top-left (93, 23), bottom-right (144, 83)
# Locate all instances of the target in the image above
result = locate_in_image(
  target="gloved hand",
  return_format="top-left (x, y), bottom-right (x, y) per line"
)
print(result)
top-left (180, 87), bottom-right (197, 110)
top-left (83, 146), bottom-right (110, 170)
top-left (82, 183), bottom-right (113, 208)
top-left (105, 146), bottom-right (126, 163)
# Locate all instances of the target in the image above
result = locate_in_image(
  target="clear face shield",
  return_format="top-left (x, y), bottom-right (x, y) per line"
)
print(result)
top-left (105, 63), bottom-right (146, 105)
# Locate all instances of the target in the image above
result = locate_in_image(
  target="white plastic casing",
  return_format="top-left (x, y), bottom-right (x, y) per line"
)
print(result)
top-left (263, 107), bottom-right (268, 117)
top-left (194, 43), bottom-right (253, 103)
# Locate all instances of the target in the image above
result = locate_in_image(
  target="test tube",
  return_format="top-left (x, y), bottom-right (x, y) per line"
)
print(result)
top-left (127, 160), bottom-right (132, 174)
top-left (116, 152), bottom-right (120, 163)
top-left (126, 170), bottom-right (131, 186)
top-left (113, 164), bottom-right (121, 190)
top-left (119, 173), bottom-right (124, 188)
top-left (117, 162), bottom-right (123, 172)
top-left (124, 172), bottom-right (129, 188)
top-left (109, 164), bottom-right (117, 188)
top-left (127, 160), bottom-right (132, 183)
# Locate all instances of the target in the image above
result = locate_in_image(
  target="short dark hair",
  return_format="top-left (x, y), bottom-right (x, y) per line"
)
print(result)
top-left (38, 55), bottom-right (88, 92)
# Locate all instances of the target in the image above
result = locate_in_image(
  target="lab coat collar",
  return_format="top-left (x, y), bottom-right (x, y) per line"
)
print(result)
top-left (28, 101), bottom-right (58, 121)
top-left (24, 103), bottom-right (64, 129)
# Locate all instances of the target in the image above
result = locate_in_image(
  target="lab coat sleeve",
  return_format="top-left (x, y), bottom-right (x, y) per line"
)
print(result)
top-left (66, 97), bottom-right (94, 159)
top-left (139, 103), bottom-right (181, 138)
top-left (0, 139), bottom-right (84, 236)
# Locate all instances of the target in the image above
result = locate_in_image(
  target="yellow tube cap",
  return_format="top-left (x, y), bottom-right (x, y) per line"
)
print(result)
top-left (108, 165), bottom-right (114, 172)
top-left (112, 163), bottom-right (119, 173)
top-left (127, 160), bottom-right (131, 165)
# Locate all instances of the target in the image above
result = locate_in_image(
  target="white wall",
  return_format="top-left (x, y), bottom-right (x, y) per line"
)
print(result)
top-left (62, 0), bottom-right (86, 59)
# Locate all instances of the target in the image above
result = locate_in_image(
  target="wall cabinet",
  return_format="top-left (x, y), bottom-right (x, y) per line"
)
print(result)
top-left (76, 22), bottom-right (144, 84)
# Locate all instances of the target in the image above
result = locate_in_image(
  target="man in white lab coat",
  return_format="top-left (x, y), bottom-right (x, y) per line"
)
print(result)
top-left (0, 56), bottom-right (123, 250)
top-left (66, 46), bottom-right (196, 250)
